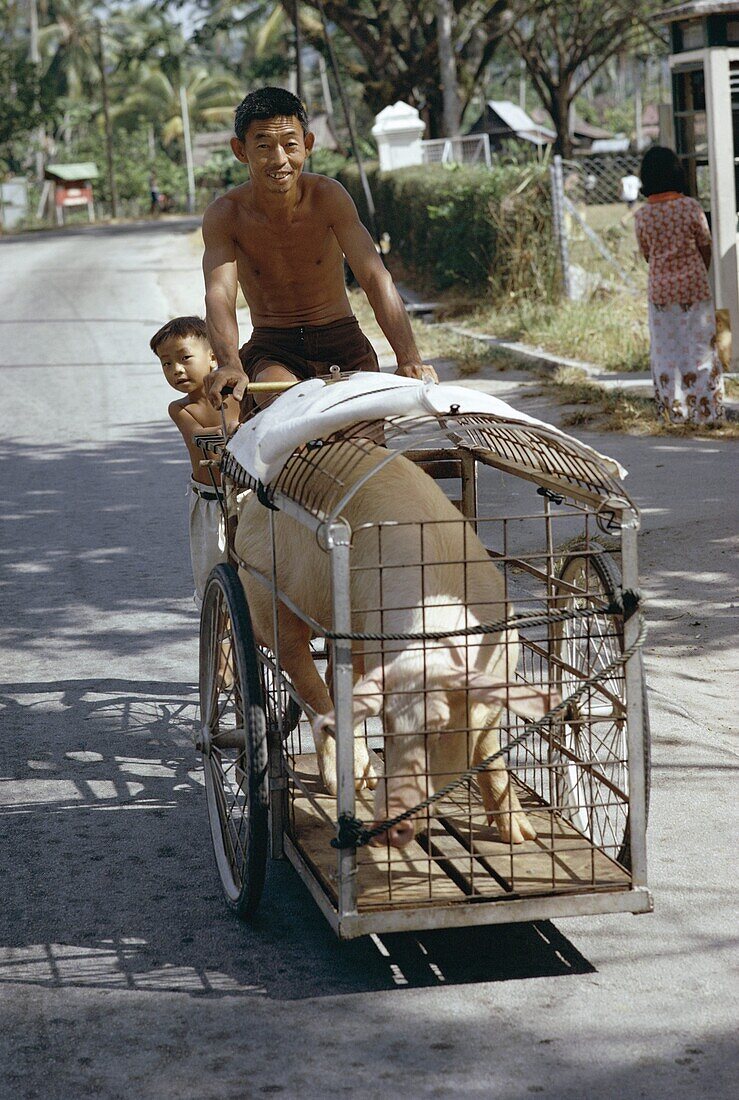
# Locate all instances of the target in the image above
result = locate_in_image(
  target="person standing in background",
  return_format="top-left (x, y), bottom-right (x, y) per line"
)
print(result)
top-left (149, 172), bottom-right (160, 216)
top-left (635, 146), bottom-right (724, 425)
top-left (620, 171), bottom-right (641, 211)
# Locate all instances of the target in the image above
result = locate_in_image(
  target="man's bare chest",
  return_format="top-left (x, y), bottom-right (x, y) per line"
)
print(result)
top-left (236, 217), bottom-right (341, 279)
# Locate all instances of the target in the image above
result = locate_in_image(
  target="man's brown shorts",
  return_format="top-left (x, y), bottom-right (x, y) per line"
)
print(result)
top-left (238, 316), bottom-right (379, 383)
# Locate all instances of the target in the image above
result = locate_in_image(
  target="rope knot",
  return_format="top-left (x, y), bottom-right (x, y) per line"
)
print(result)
top-left (330, 813), bottom-right (369, 850)
top-left (607, 587), bottom-right (641, 621)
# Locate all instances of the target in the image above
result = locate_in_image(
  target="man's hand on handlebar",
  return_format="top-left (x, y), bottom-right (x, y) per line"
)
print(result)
top-left (395, 362), bottom-right (439, 383)
top-left (205, 365), bottom-right (249, 408)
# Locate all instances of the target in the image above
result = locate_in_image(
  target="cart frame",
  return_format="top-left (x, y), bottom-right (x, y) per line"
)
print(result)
top-left (195, 389), bottom-right (652, 939)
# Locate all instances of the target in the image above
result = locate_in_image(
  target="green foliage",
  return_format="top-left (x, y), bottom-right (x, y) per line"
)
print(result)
top-left (195, 147), bottom-right (243, 189)
top-left (65, 126), bottom-right (187, 206)
top-left (337, 161), bottom-right (557, 299)
top-left (0, 46), bottom-right (47, 171)
top-left (308, 148), bottom-right (349, 179)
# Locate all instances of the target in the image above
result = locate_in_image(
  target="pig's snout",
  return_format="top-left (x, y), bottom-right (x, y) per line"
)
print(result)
top-left (369, 817), bottom-right (416, 848)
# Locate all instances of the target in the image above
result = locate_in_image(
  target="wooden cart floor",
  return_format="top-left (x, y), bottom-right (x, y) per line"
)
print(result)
top-left (288, 755), bottom-right (631, 913)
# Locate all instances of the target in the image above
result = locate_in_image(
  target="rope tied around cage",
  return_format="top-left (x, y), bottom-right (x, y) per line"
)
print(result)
top-left (330, 599), bottom-right (646, 851)
top-left (324, 590), bottom-right (641, 645)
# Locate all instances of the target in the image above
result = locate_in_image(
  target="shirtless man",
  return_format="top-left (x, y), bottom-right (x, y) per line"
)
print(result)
top-left (202, 86), bottom-right (435, 410)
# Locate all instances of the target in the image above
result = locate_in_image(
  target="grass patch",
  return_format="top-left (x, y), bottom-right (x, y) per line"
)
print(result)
top-left (382, 251), bottom-right (649, 372)
top-left (459, 294), bottom-right (650, 372)
top-left (347, 287), bottom-right (517, 376)
top-left (548, 367), bottom-right (738, 439)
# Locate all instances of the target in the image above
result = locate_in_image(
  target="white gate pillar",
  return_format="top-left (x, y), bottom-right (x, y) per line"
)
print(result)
top-left (371, 102), bottom-right (426, 172)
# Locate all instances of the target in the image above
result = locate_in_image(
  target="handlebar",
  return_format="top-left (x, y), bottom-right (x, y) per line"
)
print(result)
top-left (219, 368), bottom-right (436, 398)
top-left (219, 381), bottom-right (298, 397)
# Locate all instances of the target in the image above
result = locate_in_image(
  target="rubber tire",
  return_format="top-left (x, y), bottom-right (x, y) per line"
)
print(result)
top-left (555, 543), bottom-right (650, 868)
top-left (199, 563), bottom-right (269, 919)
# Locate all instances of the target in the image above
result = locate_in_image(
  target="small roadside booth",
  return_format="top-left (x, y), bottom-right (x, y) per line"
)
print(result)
top-left (663, 1), bottom-right (739, 366)
top-left (41, 163), bottom-right (98, 225)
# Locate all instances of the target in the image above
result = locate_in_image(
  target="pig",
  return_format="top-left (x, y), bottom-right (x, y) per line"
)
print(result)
top-left (235, 441), bottom-right (555, 848)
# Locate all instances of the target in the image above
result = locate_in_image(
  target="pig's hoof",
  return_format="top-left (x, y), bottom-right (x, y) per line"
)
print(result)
top-left (355, 752), bottom-right (379, 791)
top-left (316, 744), bottom-right (338, 797)
top-left (489, 810), bottom-right (537, 844)
top-left (370, 818), bottom-right (416, 849)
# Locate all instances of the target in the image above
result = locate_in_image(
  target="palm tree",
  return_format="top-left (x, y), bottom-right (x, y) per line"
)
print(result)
top-left (112, 63), bottom-right (240, 147)
top-left (37, 0), bottom-right (100, 101)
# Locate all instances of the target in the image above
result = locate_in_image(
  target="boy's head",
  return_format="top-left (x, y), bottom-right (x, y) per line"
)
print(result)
top-left (231, 87), bottom-right (313, 191)
top-left (150, 316), bottom-right (216, 395)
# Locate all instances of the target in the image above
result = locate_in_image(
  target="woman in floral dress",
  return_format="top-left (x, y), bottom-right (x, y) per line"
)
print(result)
top-left (635, 146), bottom-right (724, 424)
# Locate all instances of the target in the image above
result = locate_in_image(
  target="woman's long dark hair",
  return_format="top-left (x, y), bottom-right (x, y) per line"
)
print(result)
top-left (639, 146), bottom-right (687, 197)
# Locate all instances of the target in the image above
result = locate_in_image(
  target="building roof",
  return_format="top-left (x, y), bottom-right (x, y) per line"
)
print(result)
top-left (309, 112), bottom-right (342, 153)
top-left (45, 162), bottom-right (98, 181)
top-left (192, 130), bottom-right (232, 168)
top-left (467, 101), bottom-right (555, 145)
top-left (661, 1), bottom-right (739, 20)
top-left (530, 106), bottom-right (613, 143)
top-left (571, 116), bottom-right (613, 141)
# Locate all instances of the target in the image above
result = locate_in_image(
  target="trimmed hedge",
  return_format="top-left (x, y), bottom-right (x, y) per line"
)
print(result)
top-left (337, 161), bottom-right (557, 298)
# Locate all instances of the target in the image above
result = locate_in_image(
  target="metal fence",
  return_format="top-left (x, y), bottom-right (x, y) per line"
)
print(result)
top-left (550, 153), bottom-right (647, 299)
top-left (421, 134), bottom-right (491, 168)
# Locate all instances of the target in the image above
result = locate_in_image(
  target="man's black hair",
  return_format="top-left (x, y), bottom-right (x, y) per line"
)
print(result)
top-left (150, 316), bottom-right (209, 354)
top-left (234, 86), bottom-right (309, 143)
top-left (639, 146), bottom-right (687, 197)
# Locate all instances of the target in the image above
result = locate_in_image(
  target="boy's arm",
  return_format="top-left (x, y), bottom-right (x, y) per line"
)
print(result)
top-left (202, 200), bottom-right (249, 407)
top-left (168, 401), bottom-right (230, 478)
top-left (327, 181), bottom-right (437, 381)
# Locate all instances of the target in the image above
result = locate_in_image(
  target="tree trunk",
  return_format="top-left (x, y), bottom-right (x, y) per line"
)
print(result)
top-left (436, 0), bottom-right (460, 137)
top-left (551, 80), bottom-right (574, 158)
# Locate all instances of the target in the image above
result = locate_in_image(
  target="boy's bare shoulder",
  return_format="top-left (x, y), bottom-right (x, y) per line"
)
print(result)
top-left (168, 398), bottom-right (207, 435)
top-left (168, 397), bottom-right (190, 423)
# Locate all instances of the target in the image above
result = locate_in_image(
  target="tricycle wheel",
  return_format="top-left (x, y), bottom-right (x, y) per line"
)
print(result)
top-left (553, 544), bottom-right (650, 868)
top-left (199, 563), bottom-right (268, 919)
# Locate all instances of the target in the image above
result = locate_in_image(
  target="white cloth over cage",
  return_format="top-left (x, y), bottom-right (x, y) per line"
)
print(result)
top-left (226, 372), bottom-right (627, 485)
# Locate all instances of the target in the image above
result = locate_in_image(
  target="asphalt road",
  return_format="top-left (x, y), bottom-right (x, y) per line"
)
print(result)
top-left (0, 220), bottom-right (737, 1100)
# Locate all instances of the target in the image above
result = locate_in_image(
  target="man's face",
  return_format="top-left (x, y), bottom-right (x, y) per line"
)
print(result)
top-left (232, 115), bottom-right (314, 193)
top-left (157, 335), bottom-right (215, 394)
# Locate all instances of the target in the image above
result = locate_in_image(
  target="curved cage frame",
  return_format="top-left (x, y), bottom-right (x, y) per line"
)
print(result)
top-left (219, 409), bottom-right (637, 526)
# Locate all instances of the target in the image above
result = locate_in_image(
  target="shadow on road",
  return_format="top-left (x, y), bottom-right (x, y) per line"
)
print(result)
top-left (0, 424), bottom-right (198, 660)
top-left (1, 676), bottom-right (595, 1001)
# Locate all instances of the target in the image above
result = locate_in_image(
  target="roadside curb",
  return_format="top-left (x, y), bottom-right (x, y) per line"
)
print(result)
top-left (395, 280), bottom-right (736, 417)
top-left (441, 323), bottom-right (738, 419)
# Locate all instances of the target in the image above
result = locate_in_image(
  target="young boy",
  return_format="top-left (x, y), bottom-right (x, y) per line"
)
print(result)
top-left (151, 316), bottom-right (240, 607)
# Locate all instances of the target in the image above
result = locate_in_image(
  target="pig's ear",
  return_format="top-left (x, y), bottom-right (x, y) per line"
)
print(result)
top-left (442, 668), bottom-right (560, 721)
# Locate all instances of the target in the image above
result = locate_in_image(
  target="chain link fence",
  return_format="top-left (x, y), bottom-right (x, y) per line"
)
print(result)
top-left (550, 153), bottom-right (647, 299)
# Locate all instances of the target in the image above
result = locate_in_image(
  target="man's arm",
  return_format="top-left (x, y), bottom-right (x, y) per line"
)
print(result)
top-left (202, 200), bottom-right (249, 406)
top-left (328, 182), bottom-right (436, 381)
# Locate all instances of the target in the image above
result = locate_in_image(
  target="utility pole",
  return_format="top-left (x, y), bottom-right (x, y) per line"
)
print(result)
top-left (96, 21), bottom-right (118, 219)
top-left (436, 0), bottom-right (460, 137)
top-left (634, 58), bottom-right (644, 151)
top-left (29, 0), bottom-right (44, 180)
top-left (318, 53), bottom-right (333, 119)
top-left (316, 0), bottom-right (377, 241)
top-left (179, 84), bottom-right (196, 214)
top-left (293, 1), bottom-right (303, 104)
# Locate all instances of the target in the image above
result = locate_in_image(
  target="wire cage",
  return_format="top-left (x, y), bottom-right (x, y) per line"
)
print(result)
top-left (196, 403), bottom-right (651, 938)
